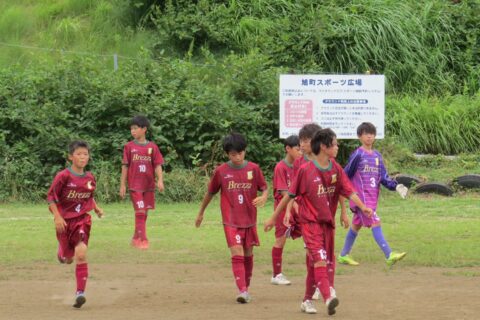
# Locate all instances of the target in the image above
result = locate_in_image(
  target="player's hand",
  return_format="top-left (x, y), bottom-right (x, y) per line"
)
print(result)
top-left (362, 207), bottom-right (373, 218)
top-left (396, 184), bottom-right (408, 199)
top-left (252, 195), bottom-right (267, 208)
top-left (157, 180), bottom-right (165, 193)
top-left (264, 217), bottom-right (275, 232)
top-left (119, 185), bottom-right (126, 199)
top-left (94, 207), bottom-right (104, 219)
top-left (340, 212), bottom-right (350, 229)
top-left (283, 210), bottom-right (291, 228)
top-left (195, 213), bottom-right (204, 228)
top-left (54, 216), bottom-right (67, 233)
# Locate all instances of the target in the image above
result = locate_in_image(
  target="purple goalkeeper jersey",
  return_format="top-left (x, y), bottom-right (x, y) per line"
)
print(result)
top-left (344, 147), bottom-right (397, 211)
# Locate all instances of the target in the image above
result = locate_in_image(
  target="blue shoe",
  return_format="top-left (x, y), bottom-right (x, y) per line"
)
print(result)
top-left (73, 291), bottom-right (86, 308)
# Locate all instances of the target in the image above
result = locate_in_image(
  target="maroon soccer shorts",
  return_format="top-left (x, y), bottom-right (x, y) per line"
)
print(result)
top-left (301, 222), bottom-right (335, 264)
top-left (56, 214), bottom-right (92, 260)
top-left (223, 225), bottom-right (260, 248)
top-left (130, 191), bottom-right (155, 211)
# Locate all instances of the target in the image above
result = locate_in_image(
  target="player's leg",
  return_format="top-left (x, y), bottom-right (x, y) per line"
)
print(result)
top-left (300, 253), bottom-right (317, 314)
top-left (271, 233), bottom-right (291, 285)
top-left (73, 242), bottom-right (88, 308)
top-left (56, 229), bottom-right (74, 264)
top-left (130, 191), bottom-right (147, 248)
top-left (140, 191), bottom-right (155, 249)
top-left (244, 246), bottom-right (254, 289)
top-left (307, 224), bottom-right (339, 315)
top-left (338, 210), bottom-right (363, 265)
top-left (224, 226), bottom-right (249, 303)
top-left (371, 222), bottom-right (406, 266)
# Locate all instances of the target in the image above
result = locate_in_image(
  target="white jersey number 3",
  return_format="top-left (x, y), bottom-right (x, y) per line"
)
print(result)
top-left (370, 177), bottom-right (376, 188)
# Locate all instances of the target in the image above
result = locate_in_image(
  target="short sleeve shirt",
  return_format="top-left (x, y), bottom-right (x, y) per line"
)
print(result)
top-left (122, 140), bottom-right (164, 191)
top-left (47, 168), bottom-right (96, 219)
top-left (208, 161), bottom-right (267, 228)
top-left (273, 159), bottom-right (294, 208)
top-left (289, 160), bottom-right (354, 226)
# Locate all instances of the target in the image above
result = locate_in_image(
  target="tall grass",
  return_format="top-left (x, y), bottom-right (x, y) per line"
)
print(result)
top-left (387, 94), bottom-right (480, 154)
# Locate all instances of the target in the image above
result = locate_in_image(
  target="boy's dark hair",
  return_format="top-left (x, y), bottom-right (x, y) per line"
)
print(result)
top-left (311, 128), bottom-right (336, 155)
top-left (68, 140), bottom-right (90, 155)
top-left (357, 122), bottom-right (376, 136)
top-left (223, 132), bottom-right (247, 153)
top-left (298, 123), bottom-right (322, 140)
top-left (131, 115), bottom-right (150, 128)
top-left (284, 135), bottom-right (300, 149)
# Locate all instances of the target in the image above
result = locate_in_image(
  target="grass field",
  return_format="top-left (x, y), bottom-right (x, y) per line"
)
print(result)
top-left (1, 191), bottom-right (479, 271)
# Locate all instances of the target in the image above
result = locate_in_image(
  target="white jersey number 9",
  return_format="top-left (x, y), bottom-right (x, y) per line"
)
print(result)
top-left (238, 194), bottom-right (244, 204)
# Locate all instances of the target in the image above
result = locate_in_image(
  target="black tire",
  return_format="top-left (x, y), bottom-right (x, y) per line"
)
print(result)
top-left (395, 174), bottom-right (423, 188)
top-left (455, 174), bottom-right (480, 189)
top-left (414, 182), bottom-right (454, 196)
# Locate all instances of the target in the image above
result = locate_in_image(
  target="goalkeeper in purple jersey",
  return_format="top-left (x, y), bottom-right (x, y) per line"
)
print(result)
top-left (338, 122), bottom-right (408, 267)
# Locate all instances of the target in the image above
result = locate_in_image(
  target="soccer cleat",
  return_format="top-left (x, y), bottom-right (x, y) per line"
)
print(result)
top-left (300, 300), bottom-right (317, 314)
top-left (325, 296), bottom-right (339, 316)
top-left (312, 287), bottom-right (320, 300)
top-left (386, 251), bottom-right (407, 267)
top-left (131, 238), bottom-right (142, 249)
top-left (236, 291), bottom-right (251, 304)
top-left (73, 291), bottom-right (86, 308)
top-left (271, 273), bottom-right (292, 285)
top-left (140, 239), bottom-right (149, 250)
top-left (338, 254), bottom-right (360, 266)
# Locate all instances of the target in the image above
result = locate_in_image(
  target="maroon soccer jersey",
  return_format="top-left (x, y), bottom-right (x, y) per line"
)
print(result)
top-left (122, 140), bottom-right (164, 192)
top-left (288, 160), bottom-right (354, 226)
top-left (47, 168), bottom-right (96, 219)
top-left (273, 159), bottom-right (294, 208)
top-left (293, 155), bottom-right (311, 178)
top-left (208, 161), bottom-right (267, 228)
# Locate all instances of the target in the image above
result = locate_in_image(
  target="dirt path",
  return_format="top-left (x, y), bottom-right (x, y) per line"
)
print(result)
top-left (1, 262), bottom-right (479, 320)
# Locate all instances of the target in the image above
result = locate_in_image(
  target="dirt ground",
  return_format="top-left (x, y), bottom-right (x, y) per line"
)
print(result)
top-left (1, 262), bottom-right (479, 320)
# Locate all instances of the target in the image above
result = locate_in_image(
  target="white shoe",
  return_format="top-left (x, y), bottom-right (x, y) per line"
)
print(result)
top-left (312, 287), bottom-right (320, 300)
top-left (300, 300), bottom-right (317, 314)
top-left (236, 291), bottom-right (251, 304)
top-left (325, 296), bottom-right (339, 316)
top-left (271, 273), bottom-right (292, 285)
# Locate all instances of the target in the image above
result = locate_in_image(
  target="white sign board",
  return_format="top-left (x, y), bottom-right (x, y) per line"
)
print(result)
top-left (279, 74), bottom-right (385, 139)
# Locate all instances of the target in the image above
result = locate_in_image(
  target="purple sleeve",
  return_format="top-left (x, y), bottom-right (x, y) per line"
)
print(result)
top-left (344, 149), bottom-right (362, 179)
top-left (378, 153), bottom-right (397, 191)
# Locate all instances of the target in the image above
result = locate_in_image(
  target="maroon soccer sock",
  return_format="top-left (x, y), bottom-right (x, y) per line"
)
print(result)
top-left (231, 255), bottom-right (247, 292)
top-left (304, 254), bottom-right (316, 301)
top-left (135, 212), bottom-right (146, 240)
top-left (76, 263), bottom-right (88, 293)
top-left (327, 261), bottom-right (335, 287)
top-left (314, 265), bottom-right (331, 302)
top-left (244, 255), bottom-right (253, 288)
top-left (272, 247), bottom-right (283, 276)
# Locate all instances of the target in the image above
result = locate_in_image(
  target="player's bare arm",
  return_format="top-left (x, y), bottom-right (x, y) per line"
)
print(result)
top-left (155, 165), bottom-right (164, 192)
top-left (349, 194), bottom-right (373, 217)
top-left (339, 196), bottom-right (349, 228)
top-left (252, 189), bottom-right (268, 207)
top-left (92, 199), bottom-right (104, 218)
top-left (49, 203), bottom-right (67, 233)
top-left (195, 193), bottom-right (214, 228)
top-left (282, 191), bottom-right (292, 227)
top-left (119, 164), bottom-right (128, 199)
top-left (264, 194), bottom-right (292, 232)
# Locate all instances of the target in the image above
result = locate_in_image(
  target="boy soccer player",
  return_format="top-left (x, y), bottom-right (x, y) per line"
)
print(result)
top-left (290, 123), bottom-right (349, 300)
top-left (195, 132), bottom-right (268, 303)
top-left (271, 135), bottom-right (302, 285)
top-left (47, 140), bottom-right (104, 308)
top-left (338, 122), bottom-right (408, 267)
top-left (265, 128), bottom-right (373, 315)
top-left (119, 115), bottom-right (164, 249)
